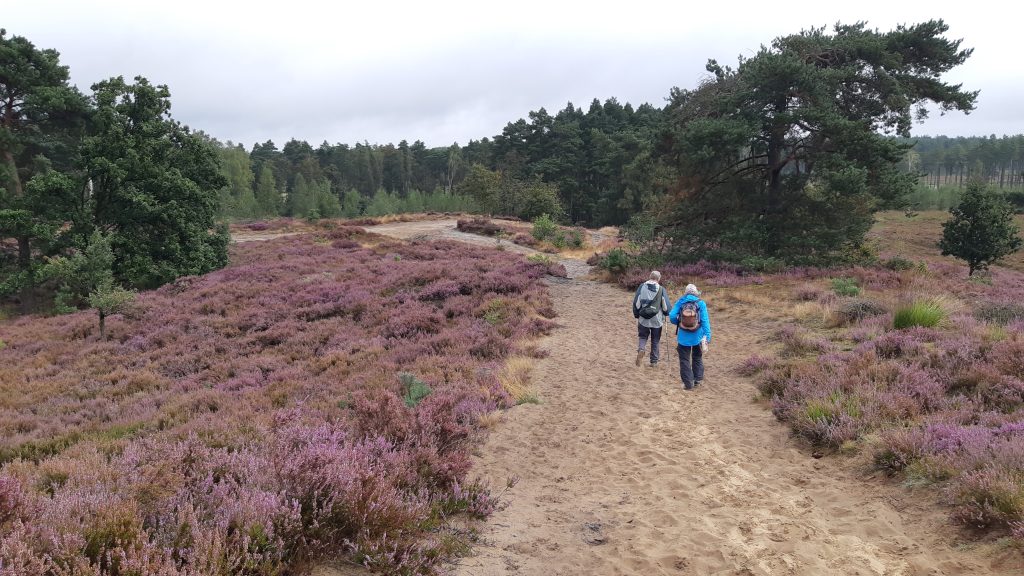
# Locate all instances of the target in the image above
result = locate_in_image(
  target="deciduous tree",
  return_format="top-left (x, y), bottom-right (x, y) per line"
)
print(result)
top-left (82, 76), bottom-right (228, 288)
top-left (939, 180), bottom-right (1022, 276)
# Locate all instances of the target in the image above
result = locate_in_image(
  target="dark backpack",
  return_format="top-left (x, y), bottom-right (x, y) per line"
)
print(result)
top-left (637, 286), bottom-right (664, 320)
top-left (679, 300), bottom-right (701, 331)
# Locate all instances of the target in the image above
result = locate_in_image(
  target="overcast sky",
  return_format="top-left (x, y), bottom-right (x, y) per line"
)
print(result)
top-left (7, 0), bottom-right (1021, 149)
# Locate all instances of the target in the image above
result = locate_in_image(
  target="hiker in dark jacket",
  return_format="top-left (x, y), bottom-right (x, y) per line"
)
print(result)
top-left (632, 271), bottom-right (671, 367)
top-left (669, 283), bottom-right (712, 390)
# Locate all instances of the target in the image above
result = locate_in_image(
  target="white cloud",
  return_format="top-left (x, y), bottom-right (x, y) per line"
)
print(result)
top-left (6, 0), bottom-right (1019, 147)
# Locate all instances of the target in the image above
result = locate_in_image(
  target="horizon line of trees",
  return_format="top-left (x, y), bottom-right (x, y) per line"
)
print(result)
top-left (5, 19), bottom-right (1017, 317)
top-left (211, 96), bottom-right (669, 226)
top-left (898, 135), bottom-right (1024, 190)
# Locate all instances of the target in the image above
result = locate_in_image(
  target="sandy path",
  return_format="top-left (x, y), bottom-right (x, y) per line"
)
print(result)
top-left (362, 220), bottom-right (1022, 576)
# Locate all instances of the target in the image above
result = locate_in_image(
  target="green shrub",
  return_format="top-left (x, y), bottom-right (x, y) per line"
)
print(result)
top-left (527, 254), bottom-right (555, 266)
top-left (551, 230), bottom-right (567, 249)
top-left (531, 214), bottom-right (557, 241)
top-left (883, 256), bottom-right (915, 271)
top-left (739, 256), bottom-right (786, 273)
top-left (398, 372), bottom-right (432, 408)
top-left (568, 228), bottom-right (585, 248)
top-left (893, 300), bottom-right (946, 329)
top-left (599, 248), bottom-right (630, 274)
top-left (831, 277), bottom-right (860, 297)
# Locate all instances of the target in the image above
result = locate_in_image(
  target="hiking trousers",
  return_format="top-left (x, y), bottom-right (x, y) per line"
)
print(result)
top-left (677, 344), bottom-right (704, 389)
top-left (637, 325), bottom-right (663, 364)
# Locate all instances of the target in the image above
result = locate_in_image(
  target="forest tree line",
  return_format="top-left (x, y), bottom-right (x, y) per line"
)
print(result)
top-left (212, 97), bottom-right (668, 227)
top-left (901, 135), bottom-right (1024, 190)
top-left (1, 19), bottom-right (998, 314)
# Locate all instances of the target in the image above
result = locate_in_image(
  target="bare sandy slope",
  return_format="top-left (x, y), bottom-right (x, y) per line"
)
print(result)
top-left (360, 220), bottom-right (1023, 576)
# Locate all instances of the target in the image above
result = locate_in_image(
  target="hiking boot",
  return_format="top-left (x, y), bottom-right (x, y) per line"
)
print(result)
top-left (694, 380), bottom-right (702, 388)
top-left (635, 350), bottom-right (644, 366)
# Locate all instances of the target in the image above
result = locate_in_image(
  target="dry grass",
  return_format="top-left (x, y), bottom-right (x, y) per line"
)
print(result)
top-left (870, 210), bottom-right (1024, 273)
top-left (476, 410), bottom-right (505, 430)
top-left (498, 357), bottom-right (540, 405)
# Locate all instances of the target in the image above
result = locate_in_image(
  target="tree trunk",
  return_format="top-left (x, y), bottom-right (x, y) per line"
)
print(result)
top-left (98, 310), bottom-right (106, 340)
top-left (4, 148), bottom-right (34, 311)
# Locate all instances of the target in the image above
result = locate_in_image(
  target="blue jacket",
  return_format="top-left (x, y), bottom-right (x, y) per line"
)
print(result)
top-left (669, 294), bottom-right (712, 347)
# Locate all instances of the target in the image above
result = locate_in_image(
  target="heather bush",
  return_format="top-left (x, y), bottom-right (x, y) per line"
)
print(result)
top-left (456, 218), bottom-right (501, 236)
top-left (833, 298), bottom-right (888, 325)
top-left (975, 302), bottom-right (1024, 325)
top-left (777, 325), bottom-right (835, 357)
top-left (736, 355), bottom-right (773, 377)
top-left (893, 300), bottom-right (946, 329)
top-left (794, 283), bottom-right (823, 301)
top-left (0, 231), bottom-right (556, 573)
top-left (951, 467), bottom-right (1024, 529)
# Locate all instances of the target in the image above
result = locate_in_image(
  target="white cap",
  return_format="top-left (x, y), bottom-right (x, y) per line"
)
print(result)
top-left (685, 284), bottom-right (700, 296)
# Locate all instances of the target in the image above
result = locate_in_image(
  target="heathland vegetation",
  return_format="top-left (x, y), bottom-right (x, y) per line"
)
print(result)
top-left (3, 17), bottom-right (1024, 574)
top-left (0, 227), bottom-right (562, 573)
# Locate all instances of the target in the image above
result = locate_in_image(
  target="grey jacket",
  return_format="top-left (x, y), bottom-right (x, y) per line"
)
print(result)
top-left (633, 281), bottom-right (671, 328)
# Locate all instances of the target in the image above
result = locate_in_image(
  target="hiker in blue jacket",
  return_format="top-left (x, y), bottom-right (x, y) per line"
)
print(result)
top-left (669, 283), bottom-right (712, 390)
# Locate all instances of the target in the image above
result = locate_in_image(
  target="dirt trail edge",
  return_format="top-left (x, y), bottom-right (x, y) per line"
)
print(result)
top-left (367, 220), bottom-right (1021, 576)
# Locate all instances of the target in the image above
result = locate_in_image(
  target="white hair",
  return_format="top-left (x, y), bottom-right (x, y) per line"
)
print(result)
top-left (650, 270), bottom-right (661, 281)
top-left (685, 283), bottom-right (700, 296)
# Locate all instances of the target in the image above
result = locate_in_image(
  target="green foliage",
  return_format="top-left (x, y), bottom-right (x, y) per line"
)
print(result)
top-left (904, 184), bottom-right (962, 211)
top-left (0, 29), bottom-right (89, 308)
top-left (38, 231), bottom-right (136, 337)
top-left (398, 372), bottom-right (432, 408)
top-left (550, 230), bottom-right (567, 249)
top-left (893, 300), bottom-right (946, 329)
top-left (661, 20), bottom-right (976, 266)
top-left (830, 277), bottom-right (860, 297)
top-left (939, 180), bottom-right (1023, 276)
top-left (88, 284), bottom-right (136, 339)
top-left (217, 144), bottom-right (258, 218)
top-left (287, 173), bottom-right (316, 218)
top-left (738, 256), bottom-right (787, 273)
top-left (526, 253), bottom-right (555, 266)
top-left (531, 214), bottom-right (557, 241)
top-left (567, 228), bottom-right (585, 248)
top-left (341, 189), bottom-right (363, 218)
top-left (482, 299), bottom-right (508, 326)
top-left (84, 76), bottom-right (228, 289)
top-left (599, 248), bottom-right (630, 274)
top-left (456, 165), bottom-right (561, 220)
top-left (254, 164), bottom-right (281, 217)
top-left (883, 256), bottom-right (916, 271)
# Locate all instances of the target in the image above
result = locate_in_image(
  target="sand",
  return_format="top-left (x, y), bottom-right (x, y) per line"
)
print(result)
top-left (354, 220), bottom-right (1023, 575)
